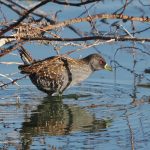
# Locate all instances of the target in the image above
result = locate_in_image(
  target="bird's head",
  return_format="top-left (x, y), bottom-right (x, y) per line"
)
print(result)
top-left (84, 53), bottom-right (112, 71)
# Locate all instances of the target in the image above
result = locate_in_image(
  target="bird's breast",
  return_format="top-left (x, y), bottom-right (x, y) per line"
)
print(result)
top-left (68, 63), bottom-right (92, 87)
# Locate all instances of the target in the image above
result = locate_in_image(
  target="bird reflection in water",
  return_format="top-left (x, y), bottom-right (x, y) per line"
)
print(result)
top-left (20, 95), bottom-right (112, 149)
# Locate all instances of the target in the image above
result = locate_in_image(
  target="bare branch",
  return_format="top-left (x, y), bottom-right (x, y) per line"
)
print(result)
top-left (0, 75), bottom-right (27, 88)
top-left (1, 35), bottom-right (150, 42)
top-left (0, 61), bottom-right (23, 65)
top-left (0, 0), bottom-right (50, 36)
top-left (52, 0), bottom-right (101, 6)
top-left (0, 42), bottom-right (24, 57)
top-left (0, 1), bottom-right (23, 16)
top-left (0, 73), bottom-right (19, 87)
top-left (0, 34), bottom-right (17, 47)
top-left (43, 14), bottom-right (150, 31)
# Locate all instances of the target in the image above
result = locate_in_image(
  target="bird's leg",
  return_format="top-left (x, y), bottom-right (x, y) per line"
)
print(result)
top-left (57, 92), bottom-right (63, 100)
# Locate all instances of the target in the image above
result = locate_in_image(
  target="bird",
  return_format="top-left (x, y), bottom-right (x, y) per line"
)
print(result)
top-left (18, 47), bottom-right (112, 96)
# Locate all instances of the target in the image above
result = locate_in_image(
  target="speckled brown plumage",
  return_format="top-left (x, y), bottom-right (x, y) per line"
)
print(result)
top-left (18, 48), bottom-right (112, 95)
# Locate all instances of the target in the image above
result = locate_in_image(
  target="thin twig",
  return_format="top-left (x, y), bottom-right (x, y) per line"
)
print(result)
top-left (0, 34), bottom-right (17, 47)
top-left (52, 0), bottom-right (101, 6)
top-left (0, 73), bottom-right (19, 87)
top-left (0, 75), bottom-right (27, 88)
top-left (0, 61), bottom-right (23, 65)
top-left (0, 0), bottom-right (50, 36)
top-left (43, 14), bottom-right (150, 31)
top-left (125, 109), bottom-right (135, 150)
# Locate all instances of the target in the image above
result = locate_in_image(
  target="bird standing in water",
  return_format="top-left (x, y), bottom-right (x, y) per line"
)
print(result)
top-left (18, 47), bottom-right (112, 96)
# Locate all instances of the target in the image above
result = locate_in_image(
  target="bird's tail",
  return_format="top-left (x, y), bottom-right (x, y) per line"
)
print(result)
top-left (18, 46), bottom-right (34, 64)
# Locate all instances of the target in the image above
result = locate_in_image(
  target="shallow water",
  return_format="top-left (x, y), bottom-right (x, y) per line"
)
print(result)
top-left (0, 76), bottom-right (150, 150)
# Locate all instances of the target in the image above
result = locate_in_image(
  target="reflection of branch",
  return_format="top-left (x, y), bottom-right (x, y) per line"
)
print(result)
top-left (125, 110), bottom-right (135, 150)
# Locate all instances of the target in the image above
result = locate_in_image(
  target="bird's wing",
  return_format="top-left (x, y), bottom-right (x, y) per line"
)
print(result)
top-left (18, 56), bottom-right (63, 74)
top-left (36, 57), bottom-right (72, 86)
top-left (31, 57), bottom-right (72, 93)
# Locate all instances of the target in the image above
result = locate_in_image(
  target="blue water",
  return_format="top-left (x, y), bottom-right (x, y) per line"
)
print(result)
top-left (0, 77), bottom-right (150, 149)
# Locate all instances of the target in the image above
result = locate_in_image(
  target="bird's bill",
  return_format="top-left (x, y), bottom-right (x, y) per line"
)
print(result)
top-left (104, 64), bottom-right (112, 71)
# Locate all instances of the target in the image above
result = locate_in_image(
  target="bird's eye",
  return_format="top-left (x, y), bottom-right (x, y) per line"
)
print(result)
top-left (99, 60), bottom-right (103, 65)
